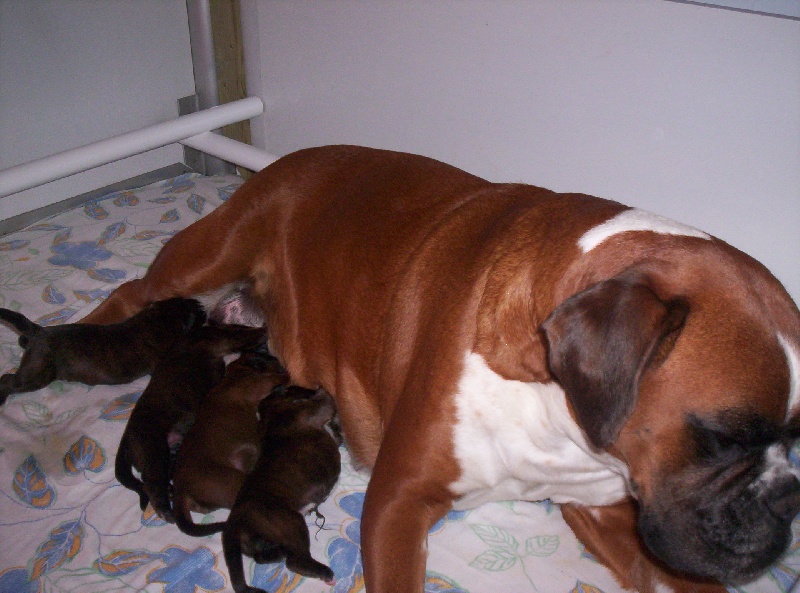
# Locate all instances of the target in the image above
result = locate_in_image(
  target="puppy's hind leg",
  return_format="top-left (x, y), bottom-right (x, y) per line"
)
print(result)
top-left (222, 521), bottom-right (266, 593)
top-left (232, 500), bottom-right (335, 584)
top-left (114, 435), bottom-right (148, 511)
top-left (0, 348), bottom-right (57, 403)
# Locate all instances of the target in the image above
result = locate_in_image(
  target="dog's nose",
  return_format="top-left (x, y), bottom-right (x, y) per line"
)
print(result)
top-left (764, 474), bottom-right (800, 522)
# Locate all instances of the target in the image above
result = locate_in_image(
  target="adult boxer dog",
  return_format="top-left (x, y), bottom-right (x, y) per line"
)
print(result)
top-left (81, 145), bottom-right (800, 593)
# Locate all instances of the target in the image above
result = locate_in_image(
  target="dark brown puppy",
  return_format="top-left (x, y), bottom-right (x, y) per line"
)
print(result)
top-left (0, 297), bottom-right (206, 404)
top-left (171, 350), bottom-right (289, 535)
top-left (115, 324), bottom-right (266, 522)
top-left (222, 385), bottom-right (341, 593)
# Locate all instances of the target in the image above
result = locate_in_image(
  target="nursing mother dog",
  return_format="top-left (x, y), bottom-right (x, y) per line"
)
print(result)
top-left (83, 145), bottom-right (800, 593)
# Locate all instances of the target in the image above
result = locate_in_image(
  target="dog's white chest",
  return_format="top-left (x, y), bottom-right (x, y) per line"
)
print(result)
top-left (448, 352), bottom-right (630, 510)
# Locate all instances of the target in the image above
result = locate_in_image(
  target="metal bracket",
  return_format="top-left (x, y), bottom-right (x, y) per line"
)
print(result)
top-left (178, 95), bottom-right (236, 175)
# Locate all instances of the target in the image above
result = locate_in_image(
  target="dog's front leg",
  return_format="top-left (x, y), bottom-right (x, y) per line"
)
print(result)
top-left (360, 434), bottom-right (456, 593)
top-left (560, 500), bottom-right (728, 593)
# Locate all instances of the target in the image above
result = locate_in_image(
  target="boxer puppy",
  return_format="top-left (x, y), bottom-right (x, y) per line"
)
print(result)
top-left (171, 350), bottom-right (289, 536)
top-left (80, 145), bottom-right (800, 592)
top-left (115, 323), bottom-right (266, 522)
top-left (221, 385), bottom-right (340, 593)
top-left (0, 297), bottom-right (205, 405)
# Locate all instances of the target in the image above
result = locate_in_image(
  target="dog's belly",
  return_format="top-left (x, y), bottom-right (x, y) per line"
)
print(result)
top-left (449, 352), bottom-right (630, 510)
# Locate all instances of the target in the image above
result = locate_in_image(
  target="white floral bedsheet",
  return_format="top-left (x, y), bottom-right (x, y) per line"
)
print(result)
top-left (0, 172), bottom-right (798, 593)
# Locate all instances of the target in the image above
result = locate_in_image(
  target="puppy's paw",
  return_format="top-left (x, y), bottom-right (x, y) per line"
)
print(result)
top-left (0, 374), bottom-right (16, 404)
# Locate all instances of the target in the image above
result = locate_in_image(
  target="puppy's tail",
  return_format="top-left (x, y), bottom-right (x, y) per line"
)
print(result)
top-left (172, 494), bottom-right (226, 537)
top-left (0, 308), bottom-right (42, 347)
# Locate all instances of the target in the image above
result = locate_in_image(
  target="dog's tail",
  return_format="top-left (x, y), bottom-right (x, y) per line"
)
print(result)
top-left (172, 494), bottom-right (226, 537)
top-left (0, 308), bottom-right (42, 347)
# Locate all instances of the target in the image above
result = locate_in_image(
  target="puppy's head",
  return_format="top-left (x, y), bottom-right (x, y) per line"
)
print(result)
top-left (542, 258), bottom-right (800, 584)
top-left (145, 297), bottom-right (207, 332)
top-left (260, 385), bottom-right (337, 433)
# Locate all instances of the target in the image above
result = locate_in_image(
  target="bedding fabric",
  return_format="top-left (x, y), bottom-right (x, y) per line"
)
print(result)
top-left (0, 173), bottom-right (798, 593)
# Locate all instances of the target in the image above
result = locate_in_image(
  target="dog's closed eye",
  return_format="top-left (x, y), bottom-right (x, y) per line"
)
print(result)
top-left (688, 412), bottom-right (780, 461)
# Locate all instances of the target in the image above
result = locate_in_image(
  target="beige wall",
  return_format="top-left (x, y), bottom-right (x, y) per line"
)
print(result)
top-left (0, 0), bottom-right (195, 220)
top-left (241, 0), bottom-right (800, 299)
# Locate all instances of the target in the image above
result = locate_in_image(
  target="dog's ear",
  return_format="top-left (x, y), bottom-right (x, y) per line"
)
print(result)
top-left (541, 276), bottom-right (688, 449)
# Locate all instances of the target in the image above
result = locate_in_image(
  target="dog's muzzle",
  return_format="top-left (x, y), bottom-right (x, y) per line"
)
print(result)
top-left (638, 442), bottom-right (800, 583)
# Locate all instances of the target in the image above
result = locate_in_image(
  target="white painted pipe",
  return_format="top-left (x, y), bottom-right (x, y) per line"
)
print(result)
top-left (0, 97), bottom-right (265, 198)
top-left (180, 132), bottom-right (278, 173)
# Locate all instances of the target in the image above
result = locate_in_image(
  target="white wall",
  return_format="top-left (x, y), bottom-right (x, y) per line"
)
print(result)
top-left (0, 0), bottom-right (195, 220)
top-left (241, 0), bottom-right (800, 301)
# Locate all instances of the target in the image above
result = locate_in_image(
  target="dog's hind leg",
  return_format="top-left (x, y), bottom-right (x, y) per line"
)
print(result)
top-left (0, 350), bottom-right (57, 403)
top-left (230, 499), bottom-right (335, 584)
top-left (114, 435), bottom-right (148, 511)
top-left (81, 198), bottom-right (267, 325)
top-left (222, 521), bottom-right (266, 593)
top-left (139, 441), bottom-right (176, 523)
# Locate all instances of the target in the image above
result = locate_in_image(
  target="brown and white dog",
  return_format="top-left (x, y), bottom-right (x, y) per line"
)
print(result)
top-left (82, 145), bottom-right (800, 593)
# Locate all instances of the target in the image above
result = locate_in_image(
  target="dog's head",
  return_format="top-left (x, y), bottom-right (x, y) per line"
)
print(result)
top-left (146, 297), bottom-right (207, 332)
top-left (260, 385), bottom-right (337, 434)
top-left (541, 250), bottom-right (800, 583)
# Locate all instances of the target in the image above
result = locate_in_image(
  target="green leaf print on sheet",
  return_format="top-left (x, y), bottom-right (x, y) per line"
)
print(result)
top-left (469, 524), bottom-right (559, 591)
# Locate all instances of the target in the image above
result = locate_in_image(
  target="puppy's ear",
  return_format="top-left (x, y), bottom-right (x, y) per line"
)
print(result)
top-left (541, 276), bottom-right (688, 449)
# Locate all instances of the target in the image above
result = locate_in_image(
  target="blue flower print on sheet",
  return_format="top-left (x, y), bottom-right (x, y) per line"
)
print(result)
top-left (48, 238), bottom-right (112, 271)
top-left (98, 221), bottom-right (126, 245)
top-left (99, 391), bottom-right (142, 422)
top-left (328, 492), bottom-right (365, 593)
top-left (426, 573), bottom-right (469, 593)
top-left (112, 191), bottom-right (139, 208)
top-left (0, 239), bottom-right (29, 251)
top-left (251, 564), bottom-right (303, 593)
top-left (147, 546), bottom-right (225, 593)
top-left (217, 183), bottom-right (240, 202)
top-left (0, 567), bottom-right (39, 593)
top-left (187, 194), bottom-right (206, 215)
top-left (46, 225), bottom-right (126, 282)
top-left (572, 582), bottom-right (606, 593)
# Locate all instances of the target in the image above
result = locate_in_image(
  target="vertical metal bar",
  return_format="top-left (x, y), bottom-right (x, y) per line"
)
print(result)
top-left (185, 0), bottom-right (235, 175)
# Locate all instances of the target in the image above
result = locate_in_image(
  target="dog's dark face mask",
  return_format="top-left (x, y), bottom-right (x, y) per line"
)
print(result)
top-left (636, 412), bottom-right (800, 583)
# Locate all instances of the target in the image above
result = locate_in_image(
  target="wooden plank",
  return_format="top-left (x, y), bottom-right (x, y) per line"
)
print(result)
top-left (210, 0), bottom-right (254, 177)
